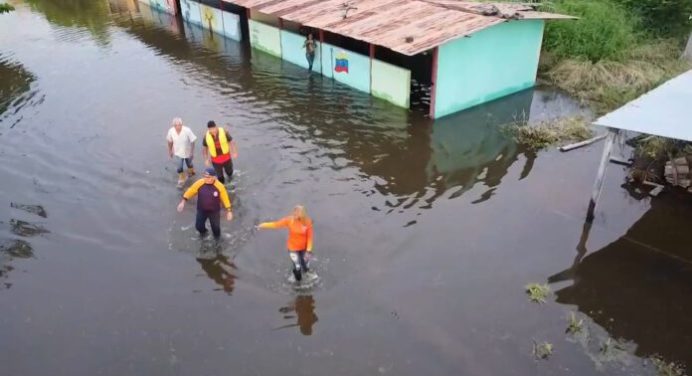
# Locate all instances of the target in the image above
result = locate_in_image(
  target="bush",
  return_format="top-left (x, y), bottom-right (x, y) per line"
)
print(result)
top-left (543, 0), bottom-right (639, 62)
top-left (0, 3), bottom-right (15, 13)
top-left (614, 0), bottom-right (692, 38)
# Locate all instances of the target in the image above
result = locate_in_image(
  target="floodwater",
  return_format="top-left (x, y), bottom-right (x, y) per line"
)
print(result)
top-left (2, 1), bottom-right (692, 375)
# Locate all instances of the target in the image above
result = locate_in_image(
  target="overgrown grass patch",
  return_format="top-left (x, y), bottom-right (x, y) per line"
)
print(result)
top-left (505, 117), bottom-right (593, 151)
top-left (525, 283), bottom-right (551, 303)
top-left (541, 41), bottom-right (691, 115)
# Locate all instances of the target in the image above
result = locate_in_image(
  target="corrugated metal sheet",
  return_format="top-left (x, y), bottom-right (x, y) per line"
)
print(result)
top-left (223, 0), bottom-right (569, 56)
top-left (595, 70), bottom-right (692, 141)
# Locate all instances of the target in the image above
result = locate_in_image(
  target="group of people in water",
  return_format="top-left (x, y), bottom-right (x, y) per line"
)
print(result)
top-left (167, 118), bottom-right (315, 282)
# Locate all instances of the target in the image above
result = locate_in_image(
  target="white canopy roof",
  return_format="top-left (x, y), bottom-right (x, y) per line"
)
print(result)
top-left (594, 70), bottom-right (692, 141)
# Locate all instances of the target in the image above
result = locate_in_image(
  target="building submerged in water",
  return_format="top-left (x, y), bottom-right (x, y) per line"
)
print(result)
top-left (139, 0), bottom-right (571, 119)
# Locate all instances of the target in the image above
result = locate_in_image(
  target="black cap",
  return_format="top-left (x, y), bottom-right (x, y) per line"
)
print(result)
top-left (207, 120), bottom-right (217, 128)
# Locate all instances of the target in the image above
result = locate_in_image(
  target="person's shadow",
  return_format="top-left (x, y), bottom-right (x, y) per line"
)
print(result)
top-left (276, 295), bottom-right (319, 336)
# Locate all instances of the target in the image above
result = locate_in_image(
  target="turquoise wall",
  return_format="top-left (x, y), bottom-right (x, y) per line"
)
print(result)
top-left (280, 30), bottom-right (322, 73)
top-left (371, 59), bottom-right (411, 108)
top-left (180, 0), bottom-right (202, 26)
top-left (434, 20), bottom-right (544, 118)
top-left (320, 42), bottom-right (334, 79)
top-left (221, 10), bottom-right (241, 41)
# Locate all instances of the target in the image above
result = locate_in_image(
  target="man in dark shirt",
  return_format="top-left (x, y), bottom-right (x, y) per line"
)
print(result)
top-left (177, 168), bottom-right (233, 239)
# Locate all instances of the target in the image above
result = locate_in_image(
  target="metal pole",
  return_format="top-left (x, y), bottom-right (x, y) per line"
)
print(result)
top-left (586, 128), bottom-right (618, 222)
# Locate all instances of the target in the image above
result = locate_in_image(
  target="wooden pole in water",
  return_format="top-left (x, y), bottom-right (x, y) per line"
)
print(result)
top-left (429, 47), bottom-right (439, 119)
top-left (586, 128), bottom-right (618, 222)
top-left (369, 44), bottom-right (375, 93)
top-left (319, 29), bottom-right (325, 76)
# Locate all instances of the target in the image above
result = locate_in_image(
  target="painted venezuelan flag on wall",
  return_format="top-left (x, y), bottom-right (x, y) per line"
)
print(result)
top-left (335, 51), bottom-right (349, 73)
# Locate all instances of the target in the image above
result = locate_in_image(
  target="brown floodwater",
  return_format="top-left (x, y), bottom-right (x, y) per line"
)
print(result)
top-left (2, 1), bottom-right (692, 375)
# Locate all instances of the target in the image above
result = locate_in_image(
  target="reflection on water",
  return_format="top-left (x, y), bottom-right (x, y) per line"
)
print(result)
top-left (277, 295), bottom-right (318, 336)
top-left (0, 55), bottom-right (38, 128)
top-left (4, 0), bottom-right (692, 374)
top-left (0, 239), bottom-right (34, 289)
top-left (197, 252), bottom-right (236, 294)
top-left (25, 0), bottom-right (112, 45)
top-left (551, 190), bottom-right (692, 371)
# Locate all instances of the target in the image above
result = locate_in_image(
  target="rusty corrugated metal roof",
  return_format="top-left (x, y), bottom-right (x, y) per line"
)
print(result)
top-left (223, 0), bottom-right (570, 56)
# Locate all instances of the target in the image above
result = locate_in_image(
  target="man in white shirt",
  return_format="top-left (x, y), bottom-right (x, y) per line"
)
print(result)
top-left (166, 117), bottom-right (198, 187)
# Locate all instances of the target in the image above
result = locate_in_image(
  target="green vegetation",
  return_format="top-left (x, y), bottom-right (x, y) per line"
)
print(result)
top-left (505, 116), bottom-right (593, 151)
top-left (532, 341), bottom-right (553, 360)
top-left (566, 312), bottom-right (584, 335)
top-left (525, 283), bottom-right (551, 303)
top-left (651, 356), bottom-right (687, 376)
top-left (539, 0), bottom-right (691, 115)
top-left (0, 3), bottom-right (15, 13)
top-left (543, 0), bottom-right (637, 62)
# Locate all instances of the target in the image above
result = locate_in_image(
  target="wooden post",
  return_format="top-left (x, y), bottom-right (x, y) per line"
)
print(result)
top-left (586, 128), bottom-right (618, 222)
top-left (429, 47), bottom-right (439, 119)
top-left (683, 31), bottom-right (692, 61)
top-left (369, 44), bottom-right (375, 93)
top-left (319, 29), bottom-right (325, 76)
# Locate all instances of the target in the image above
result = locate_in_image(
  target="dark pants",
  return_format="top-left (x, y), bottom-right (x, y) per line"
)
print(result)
top-left (176, 157), bottom-right (193, 173)
top-left (289, 251), bottom-right (309, 281)
top-left (212, 160), bottom-right (233, 184)
top-left (196, 209), bottom-right (221, 238)
top-left (306, 52), bottom-right (315, 71)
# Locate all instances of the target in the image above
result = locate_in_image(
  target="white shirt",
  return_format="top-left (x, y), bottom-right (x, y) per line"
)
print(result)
top-left (166, 126), bottom-right (197, 158)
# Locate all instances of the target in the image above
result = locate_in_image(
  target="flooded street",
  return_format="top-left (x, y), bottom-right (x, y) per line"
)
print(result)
top-left (2, 1), bottom-right (692, 375)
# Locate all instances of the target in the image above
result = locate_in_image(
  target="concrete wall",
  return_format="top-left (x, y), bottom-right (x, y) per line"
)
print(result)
top-left (180, 0), bottom-right (202, 26)
top-left (321, 44), bottom-right (370, 94)
top-left (371, 60), bottom-right (411, 108)
top-left (280, 30), bottom-right (321, 72)
top-left (434, 20), bottom-right (545, 118)
top-left (249, 19), bottom-right (282, 57)
top-left (140, 0), bottom-right (177, 15)
top-left (221, 10), bottom-right (241, 41)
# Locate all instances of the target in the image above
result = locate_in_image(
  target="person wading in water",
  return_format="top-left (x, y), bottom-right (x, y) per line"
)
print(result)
top-left (303, 33), bottom-right (316, 72)
top-left (166, 117), bottom-right (197, 188)
top-left (177, 167), bottom-right (233, 239)
top-left (202, 120), bottom-right (238, 185)
top-left (257, 205), bottom-right (314, 282)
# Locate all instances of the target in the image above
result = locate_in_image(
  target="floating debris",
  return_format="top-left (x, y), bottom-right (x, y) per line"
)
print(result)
top-left (10, 219), bottom-right (49, 237)
top-left (0, 238), bottom-right (33, 258)
top-left (532, 341), bottom-right (553, 360)
top-left (525, 283), bottom-right (551, 303)
top-left (10, 203), bottom-right (47, 218)
top-left (566, 312), bottom-right (584, 335)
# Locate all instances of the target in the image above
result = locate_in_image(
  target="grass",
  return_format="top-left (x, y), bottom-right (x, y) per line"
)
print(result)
top-left (506, 116), bottom-right (593, 151)
top-left (566, 312), bottom-right (584, 335)
top-left (525, 283), bottom-right (551, 303)
top-left (532, 341), bottom-right (554, 360)
top-left (541, 41), bottom-right (691, 115)
top-left (652, 356), bottom-right (687, 376)
top-left (0, 3), bottom-right (15, 13)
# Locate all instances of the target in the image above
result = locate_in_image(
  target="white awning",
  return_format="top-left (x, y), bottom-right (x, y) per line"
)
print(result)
top-left (594, 70), bottom-right (692, 141)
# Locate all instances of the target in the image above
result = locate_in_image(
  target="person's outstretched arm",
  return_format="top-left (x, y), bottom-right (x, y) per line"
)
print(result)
top-left (258, 217), bottom-right (289, 229)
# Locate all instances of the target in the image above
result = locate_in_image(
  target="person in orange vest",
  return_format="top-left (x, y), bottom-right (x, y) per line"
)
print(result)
top-left (202, 120), bottom-right (238, 184)
top-left (257, 205), bottom-right (314, 282)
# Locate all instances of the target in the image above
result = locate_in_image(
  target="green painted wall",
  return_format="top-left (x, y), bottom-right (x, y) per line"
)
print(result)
top-left (248, 20), bottom-right (282, 58)
top-left (371, 59), bottom-right (411, 108)
top-left (434, 20), bottom-right (545, 119)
